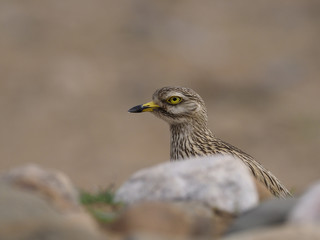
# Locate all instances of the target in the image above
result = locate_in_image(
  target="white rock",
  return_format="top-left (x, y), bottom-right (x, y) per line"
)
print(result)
top-left (289, 180), bottom-right (320, 224)
top-left (115, 155), bottom-right (258, 213)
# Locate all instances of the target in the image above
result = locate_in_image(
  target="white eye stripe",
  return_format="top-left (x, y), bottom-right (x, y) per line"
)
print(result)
top-left (164, 92), bottom-right (184, 99)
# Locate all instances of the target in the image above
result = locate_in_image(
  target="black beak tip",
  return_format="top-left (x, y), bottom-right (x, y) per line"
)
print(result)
top-left (128, 105), bottom-right (143, 113)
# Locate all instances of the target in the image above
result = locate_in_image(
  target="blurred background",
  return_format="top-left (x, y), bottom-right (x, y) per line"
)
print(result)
top-left (0, 0), bottom-right (319, 193)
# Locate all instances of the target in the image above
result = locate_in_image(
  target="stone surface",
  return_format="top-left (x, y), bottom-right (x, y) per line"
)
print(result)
top-left (111, 202), bottom-right (212, 239)
top-left (122, 233), bottom-right (210, 240)
top-left (289, 180), bottom-right (320, 224)
top-left (0, 164), bottom-right (103, 239)
top-left (226, 180), bottom-right (320, 236)
top-left (0, 183), bottom-right (103, 240)
top-left (111, 201), bottom-right (235, 239)
top-left (1, 164), bottom-right (80, 211)
top-left (226, 198), bottom-right (297, 235)
top-left (212, 208), bottom-right (236, 237)
top-left (222, 224), bottom-right (320, 240)
top-left (115, 155), bottom-right (258, 213)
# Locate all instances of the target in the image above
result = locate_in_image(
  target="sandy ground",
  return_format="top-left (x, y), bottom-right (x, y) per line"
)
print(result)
top-left (0, 1), bottom-right (319, 194)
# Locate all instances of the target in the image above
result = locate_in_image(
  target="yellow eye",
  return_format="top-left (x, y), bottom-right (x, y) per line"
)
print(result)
top-left (167, 96), bottom-right (182, 105)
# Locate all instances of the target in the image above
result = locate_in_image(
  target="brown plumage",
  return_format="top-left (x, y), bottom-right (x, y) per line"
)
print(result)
top-left (129, 86), bottom-right (292, 198)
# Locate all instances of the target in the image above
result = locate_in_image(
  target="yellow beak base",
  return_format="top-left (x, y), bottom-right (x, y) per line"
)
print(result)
top-left (128, 101), bottom-right (160, 113)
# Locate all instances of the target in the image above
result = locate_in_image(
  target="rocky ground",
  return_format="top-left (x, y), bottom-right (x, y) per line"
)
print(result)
top-left (1, 160), bottom-right (320, 240)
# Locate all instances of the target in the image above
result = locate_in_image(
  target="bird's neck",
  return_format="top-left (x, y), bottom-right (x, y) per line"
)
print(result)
top-left (169, 121), bottom-right (215, 160)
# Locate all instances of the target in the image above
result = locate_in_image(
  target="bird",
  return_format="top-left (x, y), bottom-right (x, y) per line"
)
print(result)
top-left (128, 86), bottom-right (292, 198)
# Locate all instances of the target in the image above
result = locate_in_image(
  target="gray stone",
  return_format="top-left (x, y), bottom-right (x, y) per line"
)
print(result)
top-left (226, 198), bottom-right (297, 235)
top-left (115, 155), bottom-right (258, 213)
top-left (289, 180), bottom-right (320, 224)
top-left (0, 183), bottom-right (103, 240)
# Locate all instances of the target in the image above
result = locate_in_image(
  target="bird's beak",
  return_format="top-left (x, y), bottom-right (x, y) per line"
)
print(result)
top-left (128, 101), bottom-right (160, 113)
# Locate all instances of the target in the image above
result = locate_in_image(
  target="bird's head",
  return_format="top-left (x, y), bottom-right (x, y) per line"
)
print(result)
top-left (129, 86), bottom-right (208, 125)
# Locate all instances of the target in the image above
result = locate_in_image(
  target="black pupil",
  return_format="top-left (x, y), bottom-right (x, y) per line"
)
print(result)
top-left (172, 97), bottom-right (177, 101)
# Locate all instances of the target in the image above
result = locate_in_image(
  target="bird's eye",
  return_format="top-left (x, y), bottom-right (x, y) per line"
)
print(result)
top-left (167, 96), bottom-right (182, 105)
